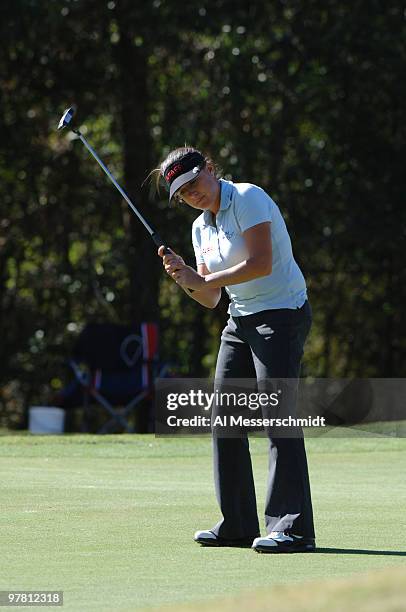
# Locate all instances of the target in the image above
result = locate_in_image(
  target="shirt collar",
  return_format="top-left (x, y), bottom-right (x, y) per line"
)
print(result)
top-left (203, 179), bottom-right (233, 226)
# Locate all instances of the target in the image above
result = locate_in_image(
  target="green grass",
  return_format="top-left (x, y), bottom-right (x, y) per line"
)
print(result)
top-left (0, 434), bottom-right (405, 611)
top-left (163, 566), bottom-right (406, 612)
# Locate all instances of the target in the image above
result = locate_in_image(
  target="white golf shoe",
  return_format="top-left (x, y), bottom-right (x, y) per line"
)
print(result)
top-left (194, 530), bottom-right (218, 545)
top-left (252, 531), bottom-right (315, 553)
top-left (194, 529), bottom-right (258, 547)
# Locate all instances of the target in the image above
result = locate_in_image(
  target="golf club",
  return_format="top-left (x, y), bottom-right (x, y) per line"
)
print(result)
top-left (57, 106), bottom-right (171, 255)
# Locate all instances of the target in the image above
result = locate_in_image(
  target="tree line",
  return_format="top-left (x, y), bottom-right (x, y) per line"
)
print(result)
top-left (1, 0), bottom-right (405, 427)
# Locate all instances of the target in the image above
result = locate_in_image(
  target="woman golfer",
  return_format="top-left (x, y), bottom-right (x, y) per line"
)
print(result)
top-left (155, 147), bottom-right (315, 553)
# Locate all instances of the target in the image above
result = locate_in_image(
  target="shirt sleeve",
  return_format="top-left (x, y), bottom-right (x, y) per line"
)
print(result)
top-left (234, 185), bottom-right (273, 233)
top-left (192, 222), bottom-right (205, 266)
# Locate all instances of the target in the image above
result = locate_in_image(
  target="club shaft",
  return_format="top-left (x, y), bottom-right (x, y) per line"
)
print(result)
top-left (76, 132), bottom-right (155, 236)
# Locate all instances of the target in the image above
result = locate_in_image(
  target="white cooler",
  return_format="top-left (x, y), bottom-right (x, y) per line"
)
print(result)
top-left (29, 406), bottom-right (65, 434)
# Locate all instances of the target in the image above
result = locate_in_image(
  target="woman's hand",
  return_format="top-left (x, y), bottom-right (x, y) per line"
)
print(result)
top-left (158, 246), bottom-right (203, 289)
top-left (158, 247), bottom-right (220, 308)
top-left (158, 246), bottom-right (185, 274)
top-left (171, 265), bottom-right (205, 290)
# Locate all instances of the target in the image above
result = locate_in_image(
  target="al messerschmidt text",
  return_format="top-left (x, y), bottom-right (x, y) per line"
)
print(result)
top-left (166, 415), bottom-right (326, 427)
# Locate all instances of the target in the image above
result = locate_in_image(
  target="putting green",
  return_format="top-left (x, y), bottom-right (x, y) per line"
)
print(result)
top-left (0, 434), bottom-right (405, 611)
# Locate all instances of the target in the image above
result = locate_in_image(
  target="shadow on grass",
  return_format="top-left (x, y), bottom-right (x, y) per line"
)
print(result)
top-left (197, 545), bottom-right (406, 554)
top-left (315, 548), bottom-right (406, 556)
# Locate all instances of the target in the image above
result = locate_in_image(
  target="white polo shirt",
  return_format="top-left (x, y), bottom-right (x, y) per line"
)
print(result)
top-left (192, 179), bottom-right (307, 316)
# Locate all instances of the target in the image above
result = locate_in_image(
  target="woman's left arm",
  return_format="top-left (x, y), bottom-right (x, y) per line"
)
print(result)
top-left (204, 221), bottom-right (272, 288)
top-left (173, 222), bottom-right (272, 290)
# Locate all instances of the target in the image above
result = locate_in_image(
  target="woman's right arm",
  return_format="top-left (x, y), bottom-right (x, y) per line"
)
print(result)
top-left (159, 247), bottom-right (221, 309)
top-left (183, 263), bottom-right (221, 309)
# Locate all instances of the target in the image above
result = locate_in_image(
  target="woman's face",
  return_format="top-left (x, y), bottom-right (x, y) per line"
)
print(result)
top-left (175, 165), bottom-right (220, 213)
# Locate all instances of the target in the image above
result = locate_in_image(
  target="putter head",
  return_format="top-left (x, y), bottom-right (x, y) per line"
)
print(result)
top-left (58, 107), bottom-right (76, 130)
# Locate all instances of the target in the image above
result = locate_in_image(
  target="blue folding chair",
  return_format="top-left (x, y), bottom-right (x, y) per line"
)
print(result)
top-left (56, 322), bottom-right (161, 433)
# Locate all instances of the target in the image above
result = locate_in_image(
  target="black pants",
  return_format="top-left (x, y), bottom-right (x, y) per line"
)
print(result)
top-left (211, 300), bottom-right (315, 540)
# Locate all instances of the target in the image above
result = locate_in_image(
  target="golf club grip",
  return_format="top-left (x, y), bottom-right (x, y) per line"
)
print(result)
top-left (151, 233), bottom-right (195, 293)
